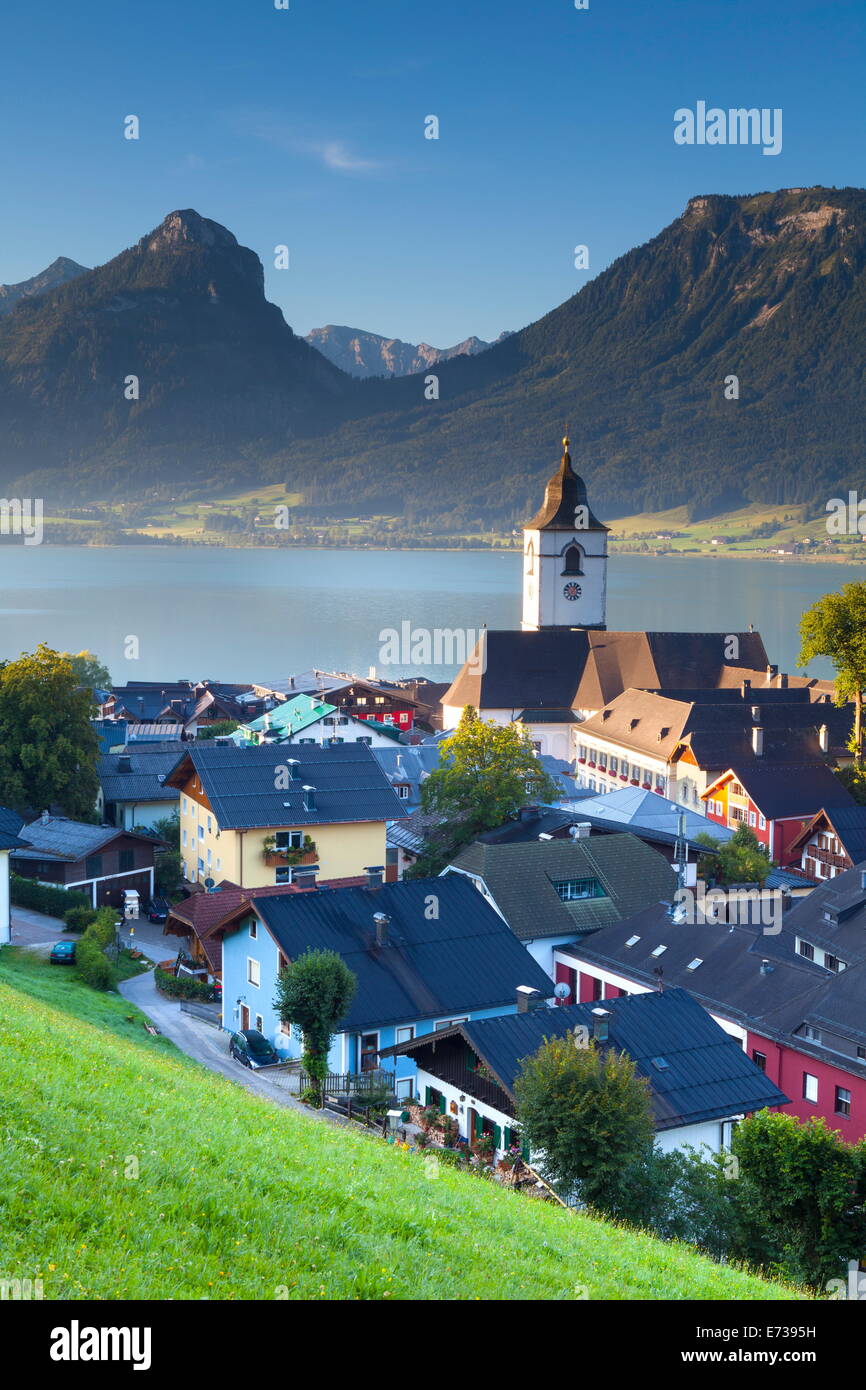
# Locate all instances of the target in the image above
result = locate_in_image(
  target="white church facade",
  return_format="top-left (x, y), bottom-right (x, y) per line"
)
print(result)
top-left (521, 434), bottom-right (608, 632)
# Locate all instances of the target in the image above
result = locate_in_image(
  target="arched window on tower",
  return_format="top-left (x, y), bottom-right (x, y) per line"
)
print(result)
top-left (526, 540), bottom-right (535, 575)
top-left (561, 542), bottom-right (584, 575)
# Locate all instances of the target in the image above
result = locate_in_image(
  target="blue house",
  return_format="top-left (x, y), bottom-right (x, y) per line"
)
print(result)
top-left (215, 873), bottom-right (554, 1101)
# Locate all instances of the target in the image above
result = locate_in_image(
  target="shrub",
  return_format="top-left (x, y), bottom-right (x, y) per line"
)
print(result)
top-left (11, 876), bottom-right (88, 917)
top-left (154, 968), bottom-right (217, 1001)
top-left (76, 936), bottom-right (113, 990)
top-left (88, 907), bottom-right (119, 949)
top-left (64, 906), bottom-right (97, 934)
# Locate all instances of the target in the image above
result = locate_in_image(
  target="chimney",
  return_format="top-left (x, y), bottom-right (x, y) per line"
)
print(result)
top-left (592, 1007), bottom-right (610, 1042)
top-left (781, 888), bottom-right (792, 914)
top-left (365, 865), bottom-right (384, 891)
top-left (861, 869), bottom-right (866, 892)
top-left (40, 809), bottom-right (50, 825)
top-left (751, 705), bottom-right (761, 722)
top-left (760, 959), bottom-right (772, 976)
top-left (117, 755), bottom-right (132, 773)
top-left (819, 724), bottom-right (829, 753)
top-left (516, 985), bottom-right (539, 1014)
top-left (752, 726), bottom-right (764, 757)
top-left (264, 712), bottom-right (271, 731)
top-left (569, 822), bottom-right (592, 840)
top-left (766, 664), bottom-right (778, 683)
top-left (302, 785), bottom-right (316, 812)
top-left (741, 679), bottom-right (751, 697)
top-left (777, 672), bottom-right (789, 689)
top-left (293, 866), bottom-right (319, 890)
top-left (373, 911), bottom-right (390, 946)
top-left (285, 758), bottom-right (300, 781)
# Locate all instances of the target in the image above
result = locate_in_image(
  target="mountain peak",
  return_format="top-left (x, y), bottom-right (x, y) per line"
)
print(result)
top-left (144, 209), bottom-right (240, 254)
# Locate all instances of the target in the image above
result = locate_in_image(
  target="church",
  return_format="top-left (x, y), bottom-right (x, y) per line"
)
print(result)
top-left (441, 435), bottom-right (775, 760)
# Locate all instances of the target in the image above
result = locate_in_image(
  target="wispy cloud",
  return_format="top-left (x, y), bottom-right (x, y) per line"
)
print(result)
top-left (237, 112), bottom-right (385, 176)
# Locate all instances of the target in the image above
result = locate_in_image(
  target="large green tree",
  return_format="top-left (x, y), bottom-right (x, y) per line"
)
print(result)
top-left (62, 649), bottom-right (112, 690)
top-left (514, 1034), bottom-right (655, 1210)
top-left (411, 706), bottom-right (561, 873)
top-left (799, 583), bottom-right (866, 766)
top-left (731, 1109), bottom-right (866, 1290)
top-left (0, 644), bottom-right (99, 819)
top-left (695, 824), bottom-right (772, 885)
top-left (273, 949), bottom-right (357, 1106)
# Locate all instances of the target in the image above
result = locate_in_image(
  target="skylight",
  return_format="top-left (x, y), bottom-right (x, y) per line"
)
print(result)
top-left (625, 935), bottom-right (640, 947)
top-left (687, 958), bottom-right (703, 970)
top-left (651, 1056), bottom-right (669, 1071)
top-left (651, 945), bottom-right (667, 957)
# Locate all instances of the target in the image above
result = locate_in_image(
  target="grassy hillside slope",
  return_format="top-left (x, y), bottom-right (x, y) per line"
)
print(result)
top-left (0, 953), bottom-right (803, 1301)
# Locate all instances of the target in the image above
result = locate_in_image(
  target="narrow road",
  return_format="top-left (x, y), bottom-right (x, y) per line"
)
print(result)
top-left (118, 969), bottom-right (354, 1127)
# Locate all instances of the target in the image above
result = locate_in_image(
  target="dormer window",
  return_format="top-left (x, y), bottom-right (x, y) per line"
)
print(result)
top-left (561, 543), bottom-right (584, 576)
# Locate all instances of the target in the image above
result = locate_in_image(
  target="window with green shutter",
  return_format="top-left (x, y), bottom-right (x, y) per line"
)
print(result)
top-left (504, 1126), bottom-right (512, 1150)
top-left (493, 1124), bottom-right (502, 1150)
top-left (425, 1086), bottom-right (432, 1107)
top-left (438, 1093), bottom-right (446, 1115)
top-left (475, 1112), bottom-right (484, 1137)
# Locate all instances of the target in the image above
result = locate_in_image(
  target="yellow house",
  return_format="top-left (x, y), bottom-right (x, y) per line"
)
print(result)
top-left (166, 742), bottom-right (405, 889)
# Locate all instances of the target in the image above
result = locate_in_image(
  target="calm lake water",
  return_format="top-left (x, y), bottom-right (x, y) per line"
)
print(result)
top-left (0, 546), bottom-right (858, 684)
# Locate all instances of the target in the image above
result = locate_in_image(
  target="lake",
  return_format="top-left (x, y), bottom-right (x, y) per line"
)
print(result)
top-left (0, 545), bottom-right (858, 684)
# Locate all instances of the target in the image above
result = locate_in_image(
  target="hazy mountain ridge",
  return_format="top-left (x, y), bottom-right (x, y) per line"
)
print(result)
top-left (0, 256), bottom-right (89, 316)
top-left (0, 189), bottom-right (863, 524)
top-left (305, 324), bottom-right (512, 378)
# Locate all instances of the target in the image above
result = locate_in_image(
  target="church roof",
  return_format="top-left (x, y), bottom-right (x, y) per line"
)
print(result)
top-left (442, 629), bottom-right (771, 715)
top-left (524, 436), bottom-right (608, 532)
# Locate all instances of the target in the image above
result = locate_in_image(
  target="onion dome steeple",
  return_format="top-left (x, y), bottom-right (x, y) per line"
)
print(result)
top-left (525, 432), bottom-right (608, 532)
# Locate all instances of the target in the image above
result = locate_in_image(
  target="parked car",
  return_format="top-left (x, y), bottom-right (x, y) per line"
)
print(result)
top-left (147, 897), bottom-right (169, 923)
top-left (229, 1029), bottom-right (279, 1069)
top-left (50, 941), bottom-right (76, 965)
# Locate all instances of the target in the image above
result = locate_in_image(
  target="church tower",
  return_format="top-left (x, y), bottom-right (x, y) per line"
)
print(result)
top-left (521, 434), bottom-right (608, 631)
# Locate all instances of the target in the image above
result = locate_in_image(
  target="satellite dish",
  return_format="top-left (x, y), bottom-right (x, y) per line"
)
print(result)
top-left (204, 876), bottom-right (215, 890)
top-left (554, 982), bottom-right (571, 1000)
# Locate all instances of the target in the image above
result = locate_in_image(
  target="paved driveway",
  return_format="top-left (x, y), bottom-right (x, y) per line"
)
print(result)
top-left (118, 969), bottom-right (351, 1125)
top-left (10, 906), bottom-right (171, 964)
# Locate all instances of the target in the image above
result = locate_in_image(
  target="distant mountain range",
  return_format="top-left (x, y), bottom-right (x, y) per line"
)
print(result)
top-left (0, 256), bottom-right (88, 316)
top-left (305, 324), bottom-right (512, 378)
top-left (0, 188), bottom-right (864, 525)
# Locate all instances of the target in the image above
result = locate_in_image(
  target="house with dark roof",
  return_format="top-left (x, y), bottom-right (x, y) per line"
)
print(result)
top-left (97, 742), bottom-right (185, 831)
top-left (441, 832), bottom-right (677, 976)
top-left (233, 693), bottom-right (400, 750)
top-left (0, 807), bottom-right (28, 945)
top-left (701, 763), bottom-right (854, 864)
top-left (11, 814), bottom-right (160, 909)
top-left (553, 865), bottom-right (866, 1141)
top-left (256, 671), bottom-right (424, 734)
top-left (211, 873), bottom-right (554, 1098)
top-left (382, 987), bottom-right (787, 1160)
top-left (788, 806), bottom-right (866, 882)
top-left (165, 742), bottom-right (406, 890)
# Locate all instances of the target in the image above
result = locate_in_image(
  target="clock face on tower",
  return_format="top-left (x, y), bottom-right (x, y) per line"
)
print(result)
top-left (563, 582), bottom-right (582, 601)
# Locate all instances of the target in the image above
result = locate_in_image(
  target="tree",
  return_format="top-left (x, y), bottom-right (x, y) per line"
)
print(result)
top-left (799, 583), bottom-right (866, 766)
top-left (411, 706), bottom-right (562, 873)
top-left (62, 649), bottom-right (112, 690)
top-left (731, 1110), bottom-right (866, 1290)
top-left (273, 949), bottom-right (357, 1106)
top-left (695, 825), bottom-right (773, 885)
top-left (196, 720), bottom-right (239, 740)
top-left (0, 644), bottom-right (99, 819)
top-left (514, 1034), bottom-right (655, 1210)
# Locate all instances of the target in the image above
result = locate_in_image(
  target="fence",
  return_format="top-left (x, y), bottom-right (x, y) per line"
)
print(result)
top-left (297, 1067), bottom-right (398, 1100)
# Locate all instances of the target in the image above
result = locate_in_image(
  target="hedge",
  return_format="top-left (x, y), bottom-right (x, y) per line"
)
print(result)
top-left (11, 876), bottom-right (89, 917)
top-left (154, 968), bottom-right (217, 1002)
top-left (64, 907), bottom-right (97, 934)
top-left (76, 936), bottom-right (113, 991)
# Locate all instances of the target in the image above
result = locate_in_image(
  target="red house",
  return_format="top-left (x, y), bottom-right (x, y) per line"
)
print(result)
top-left (701, 762), bottom-right (854, 866)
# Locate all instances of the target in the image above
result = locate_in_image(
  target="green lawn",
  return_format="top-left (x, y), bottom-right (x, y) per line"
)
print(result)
top-left (0, 951), bottom-right (805, 1301)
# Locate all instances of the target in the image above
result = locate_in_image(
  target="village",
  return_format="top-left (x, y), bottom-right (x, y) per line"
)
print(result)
top-left (2, 435), bottom-right (866, 1291)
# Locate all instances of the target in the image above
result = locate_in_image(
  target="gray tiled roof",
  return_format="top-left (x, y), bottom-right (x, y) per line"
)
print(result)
top-left (166, 741), bottom-right (405, 830)
top-left (445, 834), bottom-right (678, 940)
top-left (13, 816), bottom-right (133, 861)
top-left (251, 875), bottom-right (554, 1031)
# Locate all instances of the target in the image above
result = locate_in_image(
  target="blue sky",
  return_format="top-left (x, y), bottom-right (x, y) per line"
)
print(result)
top-left (1, 0), bottom-right (862, 344)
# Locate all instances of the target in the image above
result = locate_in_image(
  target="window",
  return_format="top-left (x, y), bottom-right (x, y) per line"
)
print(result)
top-left (651, 945), bottom-right (667, 957)
top-left (598, 752), bottom-right (607, 770)
top-left (553, 877), bottom-right (604, 902)
top-left (798, 940), bottom-right (815, 961)
top-left (749, 811), bottom-right (757, 828)
top-left (686, 958), bottom-right (703, 971)
top-left (360, 1032), bottom-right (379, 1072)
top-left (197, 857), bottom-right (204, 874)
top-left (275, 867), bottom-right (290, 884)
top-left (803, 1025), bottom-right (822, 1043)
top-left (590, 976), bottom-right (603, 1001)
top-left (249, 919), bottom-right (257, 940)
top-left (182, 828), bottom-right (187, 847)
top-left (356, 697), bottom-right (367, 706)
top-left (826, 954), bottom-right (846, 974)
top-left (396, 785), bottom-right (410, 799)
top-left (182, 796), bottom-right (188, 813)
top-left (375, 697), bottom-right (385, 705)
top-left (609, 757), bottom-right (618, 775)
top-left (396, 1025), bottom-right (415, 1045)
top-left (759, 813), bottom-right (766, 831)
top-left (207, 816), bottom-right (212, 833)
top-left (434, 1017), bottom-right (468, 1032)
top-left (803, 1073), bottom-right (818, 1104)
top-left (562, 542), bottom-right (583, 575)
top-left (84, 855), bottom-right (103, 878)
top-left (357, 735), bottom-right (372, 746)
top-left (578, 744), bottom-right (588, 761)
top-left (858, 1047), bottom-right (866, 1062)
top-left (275, 830), bottom-right (303, 849)
top-left (752, 1050), bottom-right (767, 1072)
top-left (198, 825), bottom-right (204, 841)
top-left (247, 958), bottom-right (261, 988)
top-left (835, 1086), bottom-right (851, 1118)
top-left (625, 935), bottom-right (640, 947)
top-left (396, 1077), bottom-right (415, 1099)
top-left (119, 849), bottom-right (134, 872)
top-left (255, 1014), bottom-right (264, 1034)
